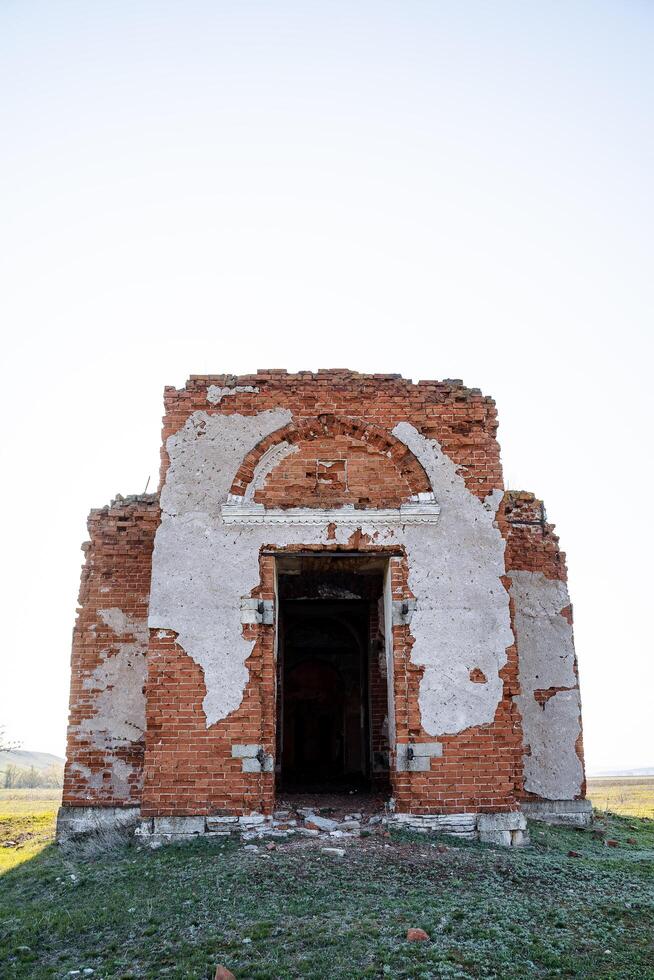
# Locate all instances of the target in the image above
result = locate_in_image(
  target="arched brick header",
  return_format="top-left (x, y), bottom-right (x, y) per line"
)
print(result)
top-left (228, 416), bottom-right (433, 499)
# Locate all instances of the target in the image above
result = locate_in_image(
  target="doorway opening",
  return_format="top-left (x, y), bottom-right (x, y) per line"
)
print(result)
top-left (275, 554), bottom-right (392, 797)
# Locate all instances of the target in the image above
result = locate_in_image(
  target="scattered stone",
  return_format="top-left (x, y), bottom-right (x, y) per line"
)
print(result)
top-left (436, 844), bottom-right (448, 854)
top-left (321, 847), bottom-right (346, 857)
top-left (606, 839), bottom-right (619, 848)
top-left (407, 928), bottom-right (430, 942)
top-left (149, 841), bottom-right (162, 850)
top-left (367, 815), bottom-right (382, 825)
top-left (305, 815), bottom-right (340, 832)
top-left (1, 841), bottom-right (16, 848)
top-left (243, 844), bottom-right (259, 852)
top-left (215, 968), bottom-right (236, 980)
top-left (567, 850), bottom-right (582, 858)
top-left (266, 842), bottom-right (277, 851)
top-left (627, 837), bottom-right (637, 845)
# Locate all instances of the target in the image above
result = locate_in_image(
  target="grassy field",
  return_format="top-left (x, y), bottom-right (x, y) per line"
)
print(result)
top-left (0, 789), bottom-right (61, 874)
top-left (1, 788), bottom-right (653, 979)
top-left (588, 777), bottom-right (654, 819)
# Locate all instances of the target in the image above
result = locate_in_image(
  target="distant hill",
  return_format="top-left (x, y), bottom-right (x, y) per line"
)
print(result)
top-left (0, 750), bottom-right (65, 774)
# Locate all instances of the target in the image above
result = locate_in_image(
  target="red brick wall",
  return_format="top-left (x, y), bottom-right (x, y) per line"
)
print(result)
top-left (141, 554), bottom-right (277, 816)
top-left (62, 496), bottom-right (159, 807)
top-left (144, 372), bottom-right (518, 816)
top-left (64, 373), bottom-right (586, 818)
top-left (388, 555), bottom-right (523, 814)
top-left (502, 491), bottom-right (568, 582)
top-left (159, 371), bottom-right (502, 501)
top-left (254, 433), bottom-right (416, 509)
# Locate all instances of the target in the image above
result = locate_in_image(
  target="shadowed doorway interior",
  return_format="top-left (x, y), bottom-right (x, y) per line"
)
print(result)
top-left (275, 555), bottom-right (391, 795)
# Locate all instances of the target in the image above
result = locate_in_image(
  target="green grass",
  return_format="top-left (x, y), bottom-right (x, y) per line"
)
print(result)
top-left (0, 789), bottom-right (61, 873)
top-left (1, 801), bottom-right (653, 978)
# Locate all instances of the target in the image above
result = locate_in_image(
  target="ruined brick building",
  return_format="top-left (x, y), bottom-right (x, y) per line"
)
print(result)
top-left (58, 371), bottom-right (591, 846)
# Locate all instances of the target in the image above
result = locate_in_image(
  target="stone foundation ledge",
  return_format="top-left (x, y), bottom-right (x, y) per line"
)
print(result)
top-left (519, 799), bottom-right (593, 827)
top-left (56, 806), bottom-right (141, 842)
top-left (133, 809), bottom-right (528, 848)
top-left (134, 811), bottom-right (369, 846)
top-left (57, 806), bottom-right (532, 848)
top-left (391, 811), bottom-right (529, 847)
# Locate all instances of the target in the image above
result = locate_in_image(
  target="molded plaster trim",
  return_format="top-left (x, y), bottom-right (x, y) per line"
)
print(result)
top-left (221, 501), bottom-right (441, 525)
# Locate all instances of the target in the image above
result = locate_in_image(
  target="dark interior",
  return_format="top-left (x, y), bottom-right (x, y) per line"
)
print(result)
top-left (275, 556), bottom-right (390, 794)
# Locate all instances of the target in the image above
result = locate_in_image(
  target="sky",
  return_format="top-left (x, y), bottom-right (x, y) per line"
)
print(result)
top-left (0, 1), bottom-right (652, 773)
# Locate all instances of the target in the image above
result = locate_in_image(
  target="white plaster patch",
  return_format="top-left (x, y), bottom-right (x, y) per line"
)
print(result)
top-left (81, 608), bottom-right (148, 742)
top-left (207, 384), bottom-right (259, 404)
top-left (72, 608), bottom-right (148, 799)
top-left (392, 422), bottom-right (514, 736)
top-left (510, 570), bottom-right (583, 800)
top-left (149, 412), bottom-right (512, 736)
top-left (150, 409), bottom-right (293, 723)
top-left (69, 759), bottom-right (133, 803)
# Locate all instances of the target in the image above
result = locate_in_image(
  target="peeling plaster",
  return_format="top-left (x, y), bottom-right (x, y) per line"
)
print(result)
top-left (510, 570), bottom-right (583, 800)
top-left (70, 756), bottom-right (135, 799)
top-left (76, 608), bottom-right (148, 796)
top-left (392, 423), bottom-right (513, 735)
top-left (81, 609), bottom-right (148, 743)
top-left (149, 412), bottom-right (513, 737)
top-left (207, 384), bottom-right (259, 404)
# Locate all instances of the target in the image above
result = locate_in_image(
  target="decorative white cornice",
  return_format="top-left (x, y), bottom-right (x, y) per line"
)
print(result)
top-left (221, 500), bottom-right (441, 526)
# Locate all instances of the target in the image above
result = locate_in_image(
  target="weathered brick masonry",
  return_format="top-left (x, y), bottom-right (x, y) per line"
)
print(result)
top-left (59, 371), bottom-right (590, 842)
top-left (62, 496), bottom-right (159, 808)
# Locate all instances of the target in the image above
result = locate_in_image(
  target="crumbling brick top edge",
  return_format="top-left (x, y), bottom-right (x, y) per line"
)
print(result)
top-left (89, 493), bottom-right (160, 516)
top-left (175, 370), bottom-right (496, 401)
top-left (503, 490), bottom-right (538, 502)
